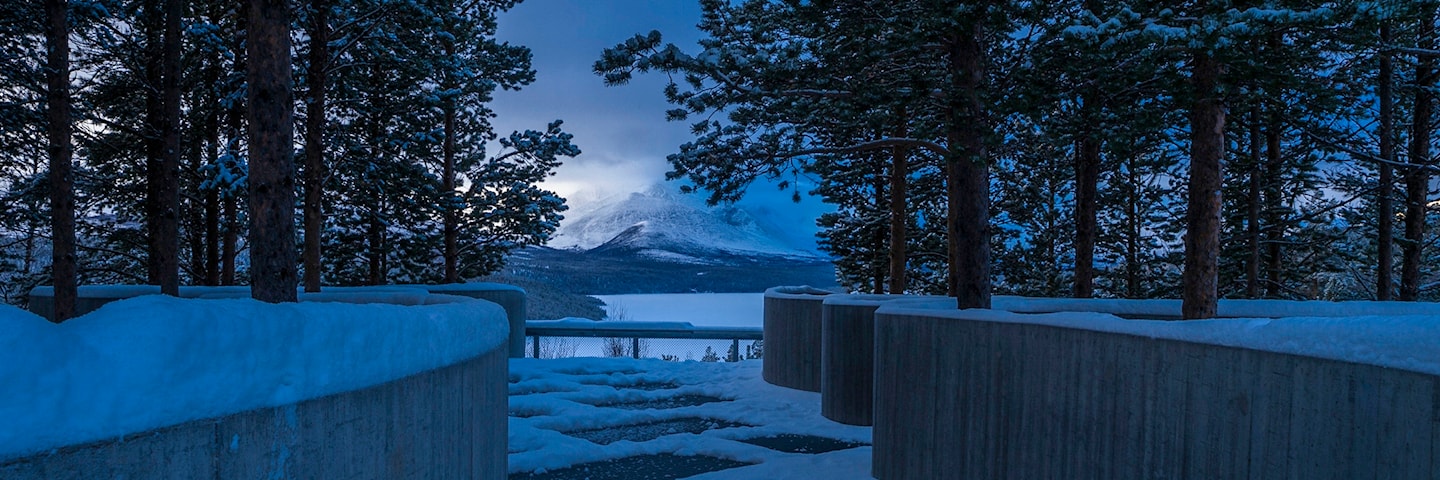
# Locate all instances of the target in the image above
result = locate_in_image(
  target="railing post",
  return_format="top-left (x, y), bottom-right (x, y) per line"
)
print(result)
top-left (632, 337), bottom-right (640, 359)
top-left (531, 335), bottom-right (540, 359)
top-left (728, 339), bottom-right (740, 362)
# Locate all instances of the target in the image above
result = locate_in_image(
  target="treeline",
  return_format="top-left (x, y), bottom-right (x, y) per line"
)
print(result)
top-left (1, 0), bottom-right (575, 311)
top-left (599, 0), bottom-right (1440, 317)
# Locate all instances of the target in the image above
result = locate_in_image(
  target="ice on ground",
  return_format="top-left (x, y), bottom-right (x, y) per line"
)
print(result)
top-left (0, 295), bottom-right (507, 461)
top-left (595, 293), bottom-right (766, 327)
top-left (508, 358), bottom-right (872, 478)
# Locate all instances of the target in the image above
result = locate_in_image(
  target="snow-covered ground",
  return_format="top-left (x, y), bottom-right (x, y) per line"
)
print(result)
top-left (508, 357), bottom-right (871, 479)
top-left (0, 295), bottom-right (506, 461)
top-left (594, 293), bottom-right (764, 327)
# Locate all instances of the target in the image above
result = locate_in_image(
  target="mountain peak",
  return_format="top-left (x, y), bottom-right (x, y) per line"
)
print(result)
top-left (638, 182), bottom-right (677, 199)
top-left (547, 184), bottom-right (822, 263)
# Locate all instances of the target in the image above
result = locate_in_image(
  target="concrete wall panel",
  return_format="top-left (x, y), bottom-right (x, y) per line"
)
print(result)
top-left (762, 286), bottom-right (838, 392)
top-left (872, 311), bottom-right (1440, 480)
top-left (1, 345), bottom-right (507, 480)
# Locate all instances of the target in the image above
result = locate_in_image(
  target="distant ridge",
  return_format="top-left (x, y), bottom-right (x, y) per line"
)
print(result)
top-left (493, 184), bottom-right (837, 294)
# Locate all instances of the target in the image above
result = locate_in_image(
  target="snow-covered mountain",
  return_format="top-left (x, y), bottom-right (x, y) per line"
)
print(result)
top-left (548, 184), bottom-right (823, 264)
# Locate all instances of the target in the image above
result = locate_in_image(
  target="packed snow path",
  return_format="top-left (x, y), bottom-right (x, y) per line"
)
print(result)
top-left (508, 358), bottom-right (873, 479)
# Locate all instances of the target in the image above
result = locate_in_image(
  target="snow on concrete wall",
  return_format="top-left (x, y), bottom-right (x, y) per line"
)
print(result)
top-left (0, 294), bottom-right (508, 465)
top-left (1, 347), bottom-right (507, 479)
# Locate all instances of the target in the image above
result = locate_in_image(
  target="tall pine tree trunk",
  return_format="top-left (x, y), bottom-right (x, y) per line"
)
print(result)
top-left (945, 25), bottom-right (991, 309)
top-left (1402, 12), bottom-right (1434, 302)
top-left (143, 0), bottom-right (161, 281)
top-left (187, 193), bottom-right (205, 282)
top-left (221, 0), bottom-right (246, 287)
top-left (888, 107), bottom-right (908, 295)
top-left (222, 195), bottom-right (238, 285)
top-left (204, 188), bottom-right (220, 285)
top-left (247, 0), bottom-right (298, 302)
top-left (1245, 109), bottom-right (1262, 298)
top-left (1183, 51), bottom-right (1224, 319)
top-left (442, 39), bottom-right (460, 284)
top-left (1125, 156), bottom-right (1141, 298)
top-left (185, 94), bottom-right (207, 283)
top-left (1074, 134), bottom-right (1099, 298)
top-left (203, 65), bottom-right (222, 286)
top-left (873, 154), bottom-right (887, 293)
top-left (46, 0), bottom-right (77, 322)
top-left (302, 0), bottom-right (329, 293)
top-left (150, 0), bottom-right (182, 295)
top-left (1071, 0), bottom-right (1103, 300)
top-left (1377, 22), bottom-right (1395, 301)
top-left (368, 211), bottom-right (385, 286)
top-left (144, 0), bottom-right (181, 294)
top-left (24, 226), bottom-right (35, 275)
top-left (1263, 115), bottom-right (1283, 298)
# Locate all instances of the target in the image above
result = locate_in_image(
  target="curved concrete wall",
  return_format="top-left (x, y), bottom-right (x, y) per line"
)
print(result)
top-left (0, 334), bottom-right (507, 480)
top-left (820, 294), bottom-right (921, 426)
top-left (871, 308), bottom-right (1440, 480)
top-left (414, 284), bottom-right (527, 358)
top-left (763, 286), bottom-right (841, 392)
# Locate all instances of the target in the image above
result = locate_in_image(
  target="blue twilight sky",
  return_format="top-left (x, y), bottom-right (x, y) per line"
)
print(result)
top-left (491, 0), bottom-right (702, 198)
top-left (490, 0), bottom-right (833, 247)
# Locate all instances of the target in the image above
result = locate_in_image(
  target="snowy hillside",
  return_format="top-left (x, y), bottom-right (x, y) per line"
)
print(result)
top-left (549, 184), bottom-right (823, 263)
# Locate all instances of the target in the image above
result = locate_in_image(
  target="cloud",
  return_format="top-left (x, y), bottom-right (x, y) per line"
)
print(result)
top-left (491, 0), bottom-right (704, 197)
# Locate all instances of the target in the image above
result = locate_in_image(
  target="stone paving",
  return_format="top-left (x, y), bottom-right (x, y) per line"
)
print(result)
top-left (507, 358), bottom-right (872, 479)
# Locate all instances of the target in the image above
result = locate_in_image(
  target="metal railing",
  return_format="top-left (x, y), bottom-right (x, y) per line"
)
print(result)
top-left (524, 320), bottom-right (763, 362)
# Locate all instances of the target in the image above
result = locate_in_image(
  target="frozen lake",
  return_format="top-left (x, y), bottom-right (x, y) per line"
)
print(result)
top-left (591, 293), bottom-right (764, 327)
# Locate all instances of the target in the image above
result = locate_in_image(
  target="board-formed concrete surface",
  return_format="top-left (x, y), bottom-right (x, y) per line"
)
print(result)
top-left (0, 345), bottom-right (507, 479)
top-left (762, 286), bottom-right (840, 392)
top-left (871, 308), bottom-right (1440, 480)
top-left (820, 294), bottom-right (936, 426)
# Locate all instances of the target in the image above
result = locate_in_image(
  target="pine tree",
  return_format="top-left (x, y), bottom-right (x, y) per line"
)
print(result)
top-left (0, 2), bottom-right (49, 304)
top-left (992, 125), bottom-right (1075, 298)
top-left (1401, 8), bottom-right (1436, 301)
top-left (598, 0), bottom-right (1013, 306)
top-left (450, 122), bottom-right (575, 280)
top-left (246, 0), bottom-right (297, 302)
top-left (300, 0), bottom-right (330, 292)
top-left (46, 0), bottom-right (77, 321)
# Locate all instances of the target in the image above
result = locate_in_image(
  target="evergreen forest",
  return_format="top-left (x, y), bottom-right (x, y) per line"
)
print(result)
top-left (8, 0), bottom-right (1440, 321)
top-left (2, 0), bottom-right (576, 316)
top-left (599, 0), bottom-right (1440, 318)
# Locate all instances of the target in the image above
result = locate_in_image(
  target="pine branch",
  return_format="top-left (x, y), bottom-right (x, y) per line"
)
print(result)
top-left (1392, 46), bottom-right (1440, 59)
top-left (772, 137), bottom-right (949, 159)
top-left (1296, 125), bottom-right (1440, 174)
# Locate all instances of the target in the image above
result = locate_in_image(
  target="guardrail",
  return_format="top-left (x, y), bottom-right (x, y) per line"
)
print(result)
top-left (523, 320), bottom-right (763, 362)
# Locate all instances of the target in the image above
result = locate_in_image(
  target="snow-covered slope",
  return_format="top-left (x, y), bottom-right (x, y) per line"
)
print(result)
top-left (549, 184), bottom-right (822, 263)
